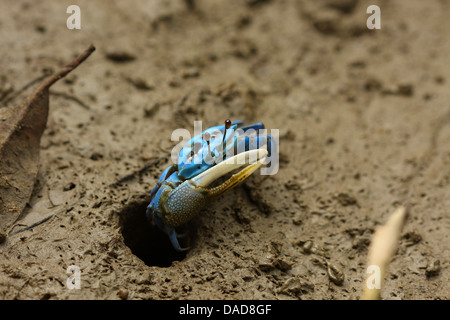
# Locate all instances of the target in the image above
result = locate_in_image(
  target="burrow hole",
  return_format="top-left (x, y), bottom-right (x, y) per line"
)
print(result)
top-left (119, 199), bottom-right (188, 267)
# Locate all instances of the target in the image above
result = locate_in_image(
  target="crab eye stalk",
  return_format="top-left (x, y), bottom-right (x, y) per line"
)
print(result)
top-left (203, 132), bottom-right (213, 157)
top-left (221, 119), bottom-right (232, 159)
top-left (223, 119), bottom-right (232, 144)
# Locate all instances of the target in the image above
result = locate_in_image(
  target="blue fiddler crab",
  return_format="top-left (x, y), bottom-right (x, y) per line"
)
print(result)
top-left (146, 120), bottom-right (276, 251)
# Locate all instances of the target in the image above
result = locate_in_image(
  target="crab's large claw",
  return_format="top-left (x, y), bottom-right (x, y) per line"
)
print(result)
top-left (162, 149), bottom-right (268, 250)
top-left (190, 148), bottom-right (268, 196)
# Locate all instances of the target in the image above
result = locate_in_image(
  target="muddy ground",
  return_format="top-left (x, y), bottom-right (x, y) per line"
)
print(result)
top-left (0, 0), bottom-right (448, 300)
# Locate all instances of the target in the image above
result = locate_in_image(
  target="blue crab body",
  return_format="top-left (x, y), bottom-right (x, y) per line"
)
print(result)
top-left (146, 120), bottom-right (276, 251)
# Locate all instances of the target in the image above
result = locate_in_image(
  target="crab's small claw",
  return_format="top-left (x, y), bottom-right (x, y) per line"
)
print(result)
top-left (168, 228), bottom-right (191, 252)
top-left (149, 210), bottom-right (191, 251)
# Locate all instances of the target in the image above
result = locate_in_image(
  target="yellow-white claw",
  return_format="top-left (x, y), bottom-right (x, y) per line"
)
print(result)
top-left (190, 149), bottom-right (268, 196)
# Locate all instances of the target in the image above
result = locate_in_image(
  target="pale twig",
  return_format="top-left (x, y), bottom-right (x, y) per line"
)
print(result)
top-left (361, 206), bottom-right (409, 300)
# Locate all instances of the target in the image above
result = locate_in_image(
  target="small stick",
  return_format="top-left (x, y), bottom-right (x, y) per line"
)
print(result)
top-left (9, 214), bottom-right (55, 236)
top-left (361, 206), bottom-right (409, 300)
top-left (108, 157), bottom-right (166, 187)
top-left (35, 44), bottom-right (96, 93)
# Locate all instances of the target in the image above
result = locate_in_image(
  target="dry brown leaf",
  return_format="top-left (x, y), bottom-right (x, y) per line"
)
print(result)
top-left (0, 45), bottom-right (95, 238)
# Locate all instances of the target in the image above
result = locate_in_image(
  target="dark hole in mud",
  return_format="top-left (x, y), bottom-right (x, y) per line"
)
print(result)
top-left (119, 200), bottom-right (187, 267)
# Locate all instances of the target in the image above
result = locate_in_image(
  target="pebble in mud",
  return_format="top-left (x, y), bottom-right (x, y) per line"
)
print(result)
top-left (279, 277), bottom-right (302, 297)
top-left (403, 229), bottom-right (422, 247)
top-left (118, 288), bottom-right (129, 300)
top-left (335, 193), bottom-right (358, 207)
top-left (274, 258), bottom-right (293, 272)
top-left (258, 256), bottom-right (275, 272)
top-left (327, 263), bottom-right (345, 286)
top-left (425, 260), bottom-right (441, 278)
top-left (279, 277), bottom-right (315, 298)
top-left (311, 256), bottom-right (345, 286)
